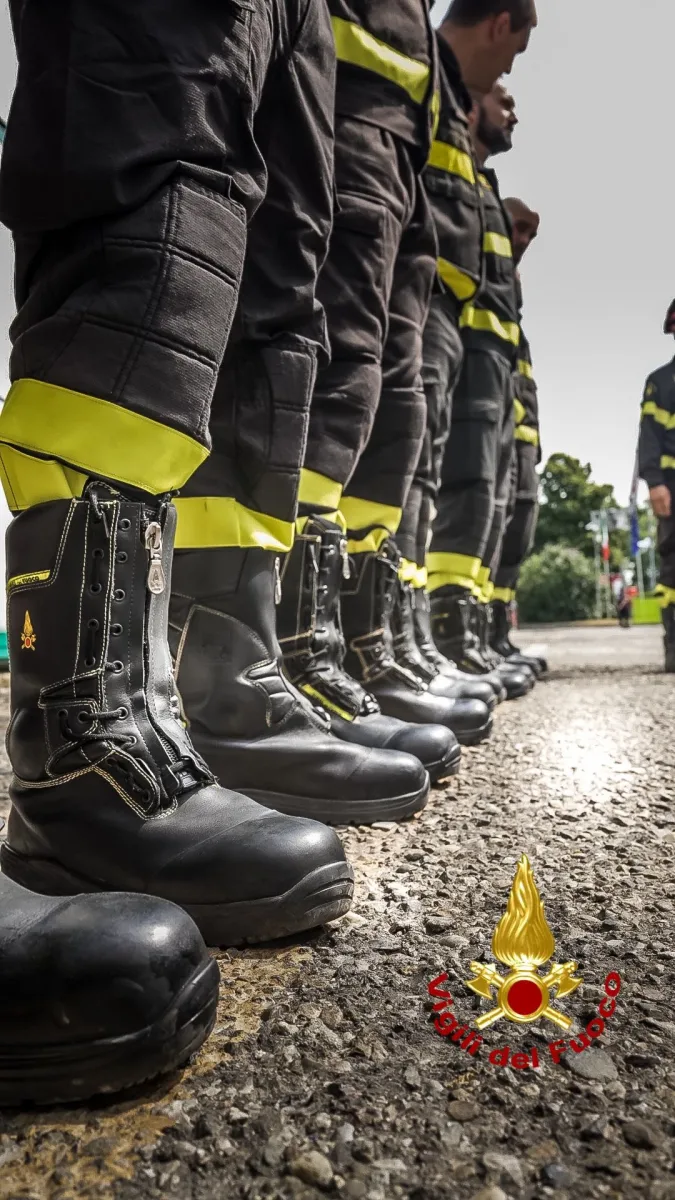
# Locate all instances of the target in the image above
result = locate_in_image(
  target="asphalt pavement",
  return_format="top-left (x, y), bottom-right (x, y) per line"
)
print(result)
top-left (1, 623), bottom-right (674, 1200)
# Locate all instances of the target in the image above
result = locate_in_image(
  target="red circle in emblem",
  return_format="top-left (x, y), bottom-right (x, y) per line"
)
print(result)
top-left (506, 979), bottom-right (544, 1017)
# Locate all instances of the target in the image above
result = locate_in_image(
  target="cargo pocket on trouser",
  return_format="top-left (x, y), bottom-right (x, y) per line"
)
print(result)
top-left (308, 192), bottom-right (395, 486)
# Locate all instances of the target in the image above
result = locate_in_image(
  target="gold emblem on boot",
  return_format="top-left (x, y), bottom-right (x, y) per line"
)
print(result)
top-left (20, 611), bottom-right (36, 651)
top-left (465, 855), bottom-right (582, 1030)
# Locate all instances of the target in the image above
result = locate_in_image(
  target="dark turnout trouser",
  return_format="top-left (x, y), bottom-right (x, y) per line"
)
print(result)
top-left (658, 486), bottom-right (675, 607)
top-left (0, 0), bottom-right (335, 554)
top-left (494, 440), bottom-right (539, 597)
top-left (396, 293), bottom-right (464, 572)
top-left (301, 115), bottom-right (436, 551)
top-left (428, 336), bottom-right (515, 596)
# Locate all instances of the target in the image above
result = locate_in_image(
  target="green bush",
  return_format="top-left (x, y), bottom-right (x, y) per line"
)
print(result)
top-left (517, 543), bottom-right (596, 624)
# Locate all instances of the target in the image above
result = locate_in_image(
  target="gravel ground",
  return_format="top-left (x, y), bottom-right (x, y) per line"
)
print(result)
top-left (1, 624), bottom-right (675, 1200)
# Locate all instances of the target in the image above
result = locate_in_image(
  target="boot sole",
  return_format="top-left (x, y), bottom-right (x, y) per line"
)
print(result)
top-left (0, 957), bottom-right (219, 1106)
top-left (427, 744), bottom-right (462, 785)
top-left (453, 715), bottom-right (494, 747)
top-left (240, 779), bottom-right (430, 826)
top-left (0, 846), bottom-right (355, 949)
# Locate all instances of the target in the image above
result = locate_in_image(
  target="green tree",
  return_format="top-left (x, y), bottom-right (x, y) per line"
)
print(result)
top-left (518, 544), bottom-right (596, 624)
top-left (534, 454), bottom-right (618, 559)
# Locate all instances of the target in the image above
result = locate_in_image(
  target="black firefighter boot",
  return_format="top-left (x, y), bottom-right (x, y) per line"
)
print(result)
top-left (390, 574), bottom-right (493, 746)
top-left (0, 873), bottom-right (219, 1105)
top-left (1, 486), bottom-right (354, 947)
top-left (429, 585), bottom-right (509, 703)
top-left (340, 540), bottom-right (476, 755)
top-left (490, 598), bottom-right (547, 676)
top-left (663, 605), bottom-right (675, 673)
top-left (169, 544), bottom-right (429, 825)
top-left (474, 601), bottom-right (535, 699)
top-left (409, 587), bottom-right (499, 709)
top-left (277, 517), bottom-right (460, 785)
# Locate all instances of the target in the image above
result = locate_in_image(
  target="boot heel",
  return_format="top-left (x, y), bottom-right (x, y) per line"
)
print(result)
top-left (0, 844), bottom-right (100, 896)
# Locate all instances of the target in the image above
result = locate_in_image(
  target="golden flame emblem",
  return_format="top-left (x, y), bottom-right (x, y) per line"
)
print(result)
top-left (466, 855), bottom-right (582, 1030)
top-left (20, 611), bottom-right (36, 651)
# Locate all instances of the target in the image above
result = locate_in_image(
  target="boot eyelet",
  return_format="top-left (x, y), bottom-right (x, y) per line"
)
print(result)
top-left (118, 706), bottom-right (129, 719)
top-left (111, 623), bottom-right (123, 636)
top-left (112, 661), bottom-right (124, 673)
top-left (120, 519), bottom-right (131, 531)
top-left (92, 548), bottom-right (104, 560)
top-left (58, 708), bottom-right (68, 719)
top-left (125, 735), bottom-right (137, 748)
top-left (116, 551), bottom-right (128, 563)
top-left (88, 618), bottom-right (99, 631)
top-left (114, 589), bottom-right (126, 601)
top-left (90, 584), bottom-right (102, 595)
top-left (77, 711), bottom-right (90, 723)
top-left (84, 657), bottom-right (96, 668)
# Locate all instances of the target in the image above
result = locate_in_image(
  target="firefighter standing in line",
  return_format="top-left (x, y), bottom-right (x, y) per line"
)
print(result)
top-left (638, 300), bottom-right (675, 673)
top-left (0, 0), bottom-right (363, 963)
top-left (490, 196), bottom-right (547, 675)
top-left (278, 0), bottom-right (501, 757)
top-left (427, 79), bottom-right (535, 697)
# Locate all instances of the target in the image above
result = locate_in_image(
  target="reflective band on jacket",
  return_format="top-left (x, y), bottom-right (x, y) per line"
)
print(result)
top-left (298, 467), bottom-right (343, 512)
top-left (483, 231), bottom-right (512, 258)
top-left (427, 140), bottom-right (475, 184)
top-left (515, 425), bottom-right (540, 447)
top-left (642, 400), bottom-right (675, 431)
top-left (0, 379), bottom-right (208, 495)
top-left (662, 456), bottom-right (675, 470)
top-left (513, 398), bottom-right (526, 426)
top-left (518, 358), bottom-right (534, 380)
top-left (427, 551), bottom-right (481, 594)
top-left (437, 257), bottom-right (478, 301)
top-left (460, 305), bottom-right (520, 347)
top-left (493, 587), bottom-right (514, 604)
top-left (331, 17), bottom-right (430, 105)
top-left (174, 497), bottom-right (294, 553)
top-left (0, 445), bottom-right (87, 512)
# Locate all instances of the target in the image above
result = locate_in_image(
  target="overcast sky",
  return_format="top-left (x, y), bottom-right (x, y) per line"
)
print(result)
top-left (1, 2), bottom-right (675, 504)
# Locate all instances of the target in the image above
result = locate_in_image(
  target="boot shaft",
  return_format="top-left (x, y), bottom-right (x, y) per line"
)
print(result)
top-left (7, 488), bottom-right (209, 809)
top-left (390, 579), bottom-right (435, 683)
top-left (490, 599), bottom-right (511, 651)
top-left (340, 541), bottom-right (419, 688)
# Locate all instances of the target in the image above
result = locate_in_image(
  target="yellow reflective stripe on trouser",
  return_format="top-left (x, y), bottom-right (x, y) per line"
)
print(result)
top-left (642, 400), bottom-right (675, 430)
top-left (515, 424), bottom-right (540, 447)
top-left (493, 587), bottom-right (514, 604)
top-left (340, 496), bottom-right (402, 554)
top-left (662, 456), bottom-right (675, 470)
top-left (412, 566), bottom-right (428, 589)
top-left (427, 140), bottom-right (476, 184)
top-left (398, 557), bottom-right (418, 583)
top-left (460, 306), bottom-right (520, 347)
top-left (513, 398), bottom-right (526, 426)
top-left (174, 497), bottom-right (294, 552)
top-left (0, 379), bottom-right (208, 496)
top-left (518, 358), bottom-right (534, 380)
top-left (331, 17), bottom-right (430, 104)
top-left (298, 468), bottom-right (343, 512)
top-left (0, 445), bottom-right (87, 512)
top-left (655, 585), bottom-right (675, 608)
top-left (483, 232), bottom-right (512, 258)
top-left (427, 552), bottom-right (481, 594)
top-left (437, 257), bottom-right (478, 302)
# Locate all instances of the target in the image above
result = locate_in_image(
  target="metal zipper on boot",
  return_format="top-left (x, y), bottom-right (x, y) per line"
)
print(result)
top-left (145, 522), bottom-right (166, 595)
top-left (274, 557), bottom-right (282, 605)
top-left (340, 538), bottom-right (351, 580)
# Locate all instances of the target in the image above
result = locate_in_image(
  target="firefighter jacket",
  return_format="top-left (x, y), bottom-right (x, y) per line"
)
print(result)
top-left (424, 35), bottom-right (483, 313)
top-left (329, 1), bottom-right (438, 164)
top-left (460, 167), bottom-right (520, 358)
top-left (639, 357), bottom-right (675, 488)
top-left (513, 330), bottom-right (541, 463)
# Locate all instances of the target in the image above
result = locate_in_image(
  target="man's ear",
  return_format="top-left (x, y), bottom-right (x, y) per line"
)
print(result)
top-left (491, 10), bottom-right (513, 42)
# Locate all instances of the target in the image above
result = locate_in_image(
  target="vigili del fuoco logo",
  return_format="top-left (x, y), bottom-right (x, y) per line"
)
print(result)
top-left (428, 855), bottom-right (622, 1069)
